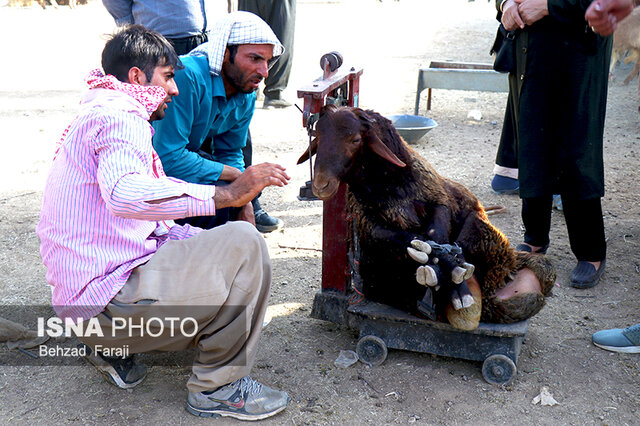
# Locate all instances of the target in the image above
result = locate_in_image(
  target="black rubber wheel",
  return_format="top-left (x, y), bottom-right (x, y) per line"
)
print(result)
top-left (319, 51), bottom-right (344, 72)
top-left (356, 335), bottom-right (388, 366)
top-left (482, 354), bottom-right (517, 385)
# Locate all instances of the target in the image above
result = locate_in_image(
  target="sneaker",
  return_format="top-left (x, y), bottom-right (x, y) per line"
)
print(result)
top-left (491, 174), bottom-right (519, 194)
top-left (186, 376), bottom-right (289, 420)
top-left (570, 259), bottom-right (606, 289)
top-left (592, 323), bottom-right (640, 353)
top-left (254, 208), bottom-right (283, 233)
top-left (80, 343), bottom-right (147, 389)
top-left (263, 97), bottom-right (292, 109)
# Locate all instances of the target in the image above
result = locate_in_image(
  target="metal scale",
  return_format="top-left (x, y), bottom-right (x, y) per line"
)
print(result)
top-left (296, 53), bottom-right (528, 385)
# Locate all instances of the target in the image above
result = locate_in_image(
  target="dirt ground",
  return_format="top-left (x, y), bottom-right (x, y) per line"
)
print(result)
top-left (0, 0), bottom-right (639, 424)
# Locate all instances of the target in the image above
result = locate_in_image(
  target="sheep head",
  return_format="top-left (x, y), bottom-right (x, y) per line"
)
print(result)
top-left (297, 105), bottom-right (406, 200)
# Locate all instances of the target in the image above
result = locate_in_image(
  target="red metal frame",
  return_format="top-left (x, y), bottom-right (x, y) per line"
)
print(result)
top-left (297, 66), bottom-right (363, 294)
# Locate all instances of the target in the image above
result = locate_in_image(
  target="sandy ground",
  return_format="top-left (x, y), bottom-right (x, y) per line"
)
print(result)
top-left (0, 0), bottom-right (639, 424)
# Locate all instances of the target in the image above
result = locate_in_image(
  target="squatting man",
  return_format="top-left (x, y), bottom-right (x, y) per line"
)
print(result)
top-left (36, 21), bottom-right (292, 421)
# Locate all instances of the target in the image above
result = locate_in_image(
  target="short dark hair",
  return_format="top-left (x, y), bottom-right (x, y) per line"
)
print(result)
top-left (227, 44), bottom-right (239, 63)
top-left (102, 24), bottom-right (183, 83)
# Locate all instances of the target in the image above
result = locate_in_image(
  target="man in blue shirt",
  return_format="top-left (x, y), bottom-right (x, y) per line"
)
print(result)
top-left (152, 11), bottom-right (285, 231)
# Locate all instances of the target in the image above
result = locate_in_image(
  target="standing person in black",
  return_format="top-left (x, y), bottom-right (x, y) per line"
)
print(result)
top-left (238, 0), bottom-right (296, 109)
top-left (497, 0), bottom-right (611, 288)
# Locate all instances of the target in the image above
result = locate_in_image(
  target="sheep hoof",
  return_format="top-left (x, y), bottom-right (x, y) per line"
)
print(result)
top-left (452, 266), bottom-right (467, 284)
top-left (416, 265), bottom-right (438, 287)
top-left (461, 294), bottom-right (475, 308)
top-left (462, 262), bottom-right (475, 280)
top-left (407, 247), bottom-right (429, 264)
top-left (449, 281), bottom-right (475, 310)
top-left (446, 277), bottom-right (482, 331)
top-left (451, 297), bottom-right (463, 310)
top-left (410, 239), bottom-right (432, 254)
top-left (450, 292), bottom-right (476, 310)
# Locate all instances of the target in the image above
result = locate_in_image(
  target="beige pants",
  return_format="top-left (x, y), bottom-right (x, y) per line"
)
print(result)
top-left (80, 221), bottom-right (271, 393)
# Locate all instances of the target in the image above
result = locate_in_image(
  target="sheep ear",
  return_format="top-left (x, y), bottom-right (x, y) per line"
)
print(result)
top-left (297, 137), bottom-right (318, 164)
top-left (353, 109), bottom-right (406, 168)
top-left (366, 132), bottom-right (406, 168)
top-left (320, 104), bottom-right (339, 116)
top-left (353, 107), bottom-right (375, 125)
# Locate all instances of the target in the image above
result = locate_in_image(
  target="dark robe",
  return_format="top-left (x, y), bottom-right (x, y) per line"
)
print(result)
top-left (496, 0), bottom-right (612, 200)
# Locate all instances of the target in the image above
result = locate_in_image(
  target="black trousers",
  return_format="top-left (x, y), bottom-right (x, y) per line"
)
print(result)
top-left (166, 33), bottom-right (208, 56)
top-left (496, 93), bottom-right (518, 169)
top-left (238, 0), bottom-right (296, 99)
top-left (522, 196), bottom-right (606, 262)
top-left (176, 132), bottom-right (263, 230)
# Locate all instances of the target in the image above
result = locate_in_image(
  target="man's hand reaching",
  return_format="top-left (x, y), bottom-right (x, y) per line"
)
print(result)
top-left (214, 162), bottom-right (290, 209)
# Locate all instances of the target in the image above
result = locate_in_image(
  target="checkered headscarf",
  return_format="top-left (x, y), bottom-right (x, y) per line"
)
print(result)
top-left (189, 11), bottom-right (284, 76)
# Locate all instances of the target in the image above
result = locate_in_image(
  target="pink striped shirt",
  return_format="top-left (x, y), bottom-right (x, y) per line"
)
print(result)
top-left (37, 87), bottom-right (219, 322)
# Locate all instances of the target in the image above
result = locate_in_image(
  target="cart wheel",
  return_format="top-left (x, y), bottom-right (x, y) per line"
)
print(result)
top-left (482, 354), bottom-right (517, 385)
top-left (356, 335), bottom-right (388, 366)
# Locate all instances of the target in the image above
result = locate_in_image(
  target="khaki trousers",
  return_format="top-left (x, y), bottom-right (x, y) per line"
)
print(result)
top-left (80, 221), bottom-right (271, 393)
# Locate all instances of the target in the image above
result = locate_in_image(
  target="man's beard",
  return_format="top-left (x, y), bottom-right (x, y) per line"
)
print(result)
top-left (149, 101), bottom-right (168, 121)
top-left (223, 63), bottom-right (261, 94)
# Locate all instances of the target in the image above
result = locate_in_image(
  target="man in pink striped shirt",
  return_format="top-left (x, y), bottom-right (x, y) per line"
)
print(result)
top-left (36, 25), bottom-right (290, 421)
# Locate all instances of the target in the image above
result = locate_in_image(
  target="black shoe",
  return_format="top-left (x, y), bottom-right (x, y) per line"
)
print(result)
top-left (80, 343), bottom-right (147, 389)
top-left (254, 208), bottom-right (283, 233)
top-left (570, 259), bottom-right (606, 289)
top-left (515, 242), bottom-right (549, 255)
top-left (263, 97), bottom-right (292, 109)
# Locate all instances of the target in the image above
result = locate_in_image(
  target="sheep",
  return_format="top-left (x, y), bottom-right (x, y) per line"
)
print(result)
top-left (297, 105), bottom-right (555, 331)
top-left (610, 7), bottom-right (640, 97)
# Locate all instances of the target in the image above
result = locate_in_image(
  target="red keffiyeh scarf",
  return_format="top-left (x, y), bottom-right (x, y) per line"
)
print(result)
top-left (84, 69), bottom-right (167, 115)
top-left (56, 69), bottom-right (168, 153)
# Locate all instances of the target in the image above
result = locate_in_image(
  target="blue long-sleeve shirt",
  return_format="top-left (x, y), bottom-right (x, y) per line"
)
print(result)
top-left (102, 0), bottom-right (210, 38)
top-left (152, 55), bottom-right (255, 184)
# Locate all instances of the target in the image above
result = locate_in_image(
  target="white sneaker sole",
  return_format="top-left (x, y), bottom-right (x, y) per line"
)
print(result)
top-left (593, 342), bottom-right (640, 353)
top-left (186, 402), bottom-right (288, 420)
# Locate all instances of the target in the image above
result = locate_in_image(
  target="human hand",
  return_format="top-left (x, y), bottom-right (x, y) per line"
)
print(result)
top-left (501, 0), bottom-right (525, 30)
top-left (585, 0), bottom-right (634, 36)
top-left (515, 0), bottom-right (549, 26)
top-left (219, 165), bottom-right (243, 182)
top-left (236, 201), bottom-right (255, 225)
top-left (215, 162), bottom-right (290, 208)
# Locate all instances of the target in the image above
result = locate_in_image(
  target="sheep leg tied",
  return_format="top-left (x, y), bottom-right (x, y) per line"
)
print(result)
top-left (426, 205), bottom-right (452, 244)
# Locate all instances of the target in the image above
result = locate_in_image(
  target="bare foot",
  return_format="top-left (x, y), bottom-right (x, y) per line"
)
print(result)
top-left (587, 261), bottom-right (601, 270)
top-left (518, 243), bottom-right (546, 253)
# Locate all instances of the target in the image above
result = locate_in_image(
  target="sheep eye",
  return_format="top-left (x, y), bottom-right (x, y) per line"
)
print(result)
top-left (353, 137), bottom-right (362, 144)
